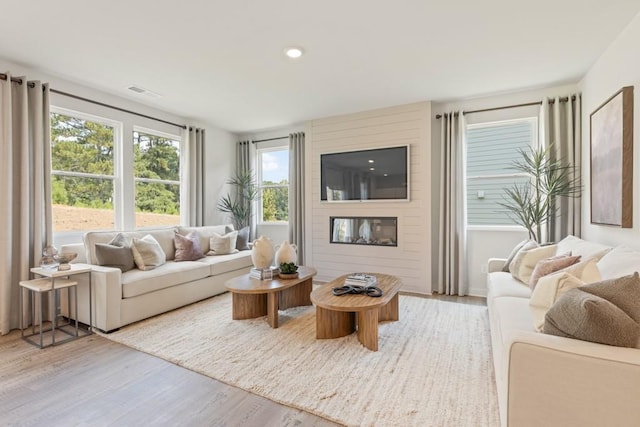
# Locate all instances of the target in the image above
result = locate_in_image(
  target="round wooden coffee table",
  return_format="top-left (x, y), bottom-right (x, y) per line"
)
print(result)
top-left (225, 266), bottom-right (317, 328)
top-left (310, 273), bottom-right (401, 351)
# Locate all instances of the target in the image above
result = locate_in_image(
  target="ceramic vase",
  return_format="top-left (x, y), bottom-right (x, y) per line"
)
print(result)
top-left (275, 241), bottom-right (297, 266)
top-left (251, 235), bottom-right (274, 269)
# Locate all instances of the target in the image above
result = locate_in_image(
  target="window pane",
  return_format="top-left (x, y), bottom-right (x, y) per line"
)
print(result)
top-left (52, 176), bottom-right (114, 232)
top-left (51, 113), bottom-right (114, 175)
top-left (467, 121), bottom-right (532, 177)
top-left (135, 181), bottom-right (180, 227)
top-left (134, 131), bottom-right (180, 181)
top-left (262, 187), bottom-right (289, 222)
top-left (134, 131), bottom-right (181, 227)
top-left (261, 149), bottom-right (289, 185)
top-left (467, 176), bottom-right (530, 226)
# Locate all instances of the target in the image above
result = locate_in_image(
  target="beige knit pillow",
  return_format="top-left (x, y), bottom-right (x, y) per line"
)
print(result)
top-left (131, 234), bottom-right (166, 271)
top-left (510, 244), bottom-right (557, 284)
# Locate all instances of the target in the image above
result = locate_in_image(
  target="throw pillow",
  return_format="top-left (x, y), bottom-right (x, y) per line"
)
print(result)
top-left (510, 244), bottom-right (557, 284)
top-left (502, 239), bottom-right (531, 272)
top-left (131, 234), bottom-right (166, 271)
top-left (544, 288), bottom-right (640, 348)
top-left (174, 231), bottom-right (204, 261)
top-left (529, 272), bottom-right (585, 332)
top-left (529, 254), bottom-right (581, 289)
top-left (580, 272), bottom-right (640, 324)
top-left (208, 230), bottom-right (239, 255)
top-left (95, 243), bottom-right (135, 272)
top-left (596, 246), bottom-right (640, 280)
top-left (507, 240), bottom-right (539, 273)
top-left (234, 226), bottom-right (251, 251)
top-left (557, 257), bottom-right (601, 284)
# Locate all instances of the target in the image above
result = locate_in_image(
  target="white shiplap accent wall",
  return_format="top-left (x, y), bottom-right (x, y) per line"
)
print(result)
top-left (306, 102), bottom-right (432, 294)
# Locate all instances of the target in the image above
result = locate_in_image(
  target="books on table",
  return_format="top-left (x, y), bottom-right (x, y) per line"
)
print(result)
top-left (344, 273), bottom-right (377, 287)
top-left (250, 267), bottom-right (279, 280)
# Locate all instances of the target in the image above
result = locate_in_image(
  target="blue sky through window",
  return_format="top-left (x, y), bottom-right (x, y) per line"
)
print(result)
top-left (262, 149), bottom-right (288, 184)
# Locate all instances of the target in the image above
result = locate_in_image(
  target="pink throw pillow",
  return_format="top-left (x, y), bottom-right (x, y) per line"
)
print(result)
top-left (529, 254), bottom-right (581, 289)
top-left (174, 231), bottom-right (204, 261)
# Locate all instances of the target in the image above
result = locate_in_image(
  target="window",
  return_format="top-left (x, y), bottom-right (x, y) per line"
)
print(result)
top-left (133, 130), bottom-right (181, 228)
top-left (466, 118), bottom-right (537, 226)
top-left (258, 148), bottom-right (289, 222)
top-left (51, 111), bottom-right (119, 232)
top-left (50, 107), bottom-right (183, 236)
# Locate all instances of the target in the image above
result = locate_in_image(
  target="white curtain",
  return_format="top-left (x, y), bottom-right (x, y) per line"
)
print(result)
top-left (185, 127), bottom-right (206, 226)
top-left (236, 140), bottom-right (256, 239)
top-left (288, 132), bottom-right (305, 264)
top-left (0, 73), bottom-right (53, 335)
top-left (437, 112), bottom-right (468, 296)
top-left (540, 95), bottom-right (582, 242)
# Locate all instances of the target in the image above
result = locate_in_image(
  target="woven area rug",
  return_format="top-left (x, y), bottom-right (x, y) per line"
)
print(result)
top-left (102, 293), bottom-right (499, 427)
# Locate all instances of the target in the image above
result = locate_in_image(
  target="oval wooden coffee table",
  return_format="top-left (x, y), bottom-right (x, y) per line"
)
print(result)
top-left (310, 273), bottom-right (401, 351)
top-left (225, 266), bottom-right (317, 328)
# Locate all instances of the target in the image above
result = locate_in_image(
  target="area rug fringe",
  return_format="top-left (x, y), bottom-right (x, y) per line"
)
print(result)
top-left (101, 293), bottom-right (499, 427)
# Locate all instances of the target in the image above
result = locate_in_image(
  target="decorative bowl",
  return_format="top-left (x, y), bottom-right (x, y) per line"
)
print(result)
top-left (278, 272), bottom-right (299, 280)
top-left (54, 252), bottom-right (77, 270)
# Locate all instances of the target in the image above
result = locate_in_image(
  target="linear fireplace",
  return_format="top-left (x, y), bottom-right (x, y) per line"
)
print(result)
top-left (329, 216), bottom-right (397, 246)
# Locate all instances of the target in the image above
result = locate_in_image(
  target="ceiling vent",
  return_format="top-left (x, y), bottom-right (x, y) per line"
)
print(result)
top-left (127, 85), bottom-right (162, 98)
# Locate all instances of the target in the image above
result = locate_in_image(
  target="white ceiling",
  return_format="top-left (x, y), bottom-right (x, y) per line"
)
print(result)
top-left (1, 1), bottom-right (639, 133)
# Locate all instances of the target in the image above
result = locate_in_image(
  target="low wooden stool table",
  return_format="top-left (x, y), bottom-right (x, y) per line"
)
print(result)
top-left (310, 273), bottom-right (401, 351)
top-left (225, 266), bottom-right (317, 328)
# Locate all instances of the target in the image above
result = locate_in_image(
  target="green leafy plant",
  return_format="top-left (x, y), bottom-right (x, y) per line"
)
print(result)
top-left (279, 262), bottom-right (298, 274)
top-left (217, 170), bottom-right (259, 231)
top-left (498, 144), bottom-right (581, 243)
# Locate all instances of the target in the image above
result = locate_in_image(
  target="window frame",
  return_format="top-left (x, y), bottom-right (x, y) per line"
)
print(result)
top-left (465, 116), bottom-right (538, 228)
top-left (256, 145), bottom-right (289, 224)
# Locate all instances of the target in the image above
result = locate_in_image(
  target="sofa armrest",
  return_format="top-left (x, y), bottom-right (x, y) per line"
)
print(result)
top-left (505, 331), bottom-right (640, 427)
top-left (488, 258), bottom-right (507, 273)
top-left (89, 265), bottom-right (123, 333)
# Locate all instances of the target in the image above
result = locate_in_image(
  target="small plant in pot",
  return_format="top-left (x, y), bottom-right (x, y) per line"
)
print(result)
top-left (278, 262), bottom-right (299, 279)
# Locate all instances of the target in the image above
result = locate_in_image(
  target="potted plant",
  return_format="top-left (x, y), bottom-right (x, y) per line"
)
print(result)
top-left (278, 262), bottom-right (299, 279)
top-left (217, 169), bottom-right (259, 237)
top-left (498, 144), bottom-right (581, 243)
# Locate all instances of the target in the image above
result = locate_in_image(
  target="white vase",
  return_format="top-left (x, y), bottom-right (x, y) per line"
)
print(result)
top-left (275, 241), bottom-right (297, 266)
top-left (251, 236), bottom-right (274, 269)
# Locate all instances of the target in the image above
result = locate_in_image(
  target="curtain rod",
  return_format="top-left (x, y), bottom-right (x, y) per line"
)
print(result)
top-left (434, 96), bottom-right (575, 119)
top-left (252, 136), bottom-right (288, 143)
top-left (1, 73), bottom-right (188, 130)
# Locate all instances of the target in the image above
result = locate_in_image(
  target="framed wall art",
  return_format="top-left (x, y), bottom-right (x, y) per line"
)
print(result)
top-left (590, 86), bottom-right (634, 227)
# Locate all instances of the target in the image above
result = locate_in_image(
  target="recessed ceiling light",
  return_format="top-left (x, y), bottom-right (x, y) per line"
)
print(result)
top-left (370, 167), bottom-right (375, 171)
top-left (284, 47), bottom-right (304, 59)
top-left (368, 159), bottom-right (374, 163)
top-left (384, 173), bottom-right (388, 177)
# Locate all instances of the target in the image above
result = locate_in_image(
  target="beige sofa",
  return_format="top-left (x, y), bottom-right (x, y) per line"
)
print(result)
top-left (487, 235), bottom-right (640, 427)
top-left (61, 225), bottom-right (252, 333)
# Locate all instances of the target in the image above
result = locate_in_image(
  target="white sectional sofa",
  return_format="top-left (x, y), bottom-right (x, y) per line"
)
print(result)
top-left (61, 225), bottom-right (252, 332)
top-left (487, 235), bottom-right (640, 427)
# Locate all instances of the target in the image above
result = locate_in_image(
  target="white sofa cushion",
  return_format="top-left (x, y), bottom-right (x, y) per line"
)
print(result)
top-left (556, 235), bottom-right (611, 260)
top-left (122, 260), bottom-right (210, 298)
top-left (487, 272), bottom-right (532, 300)
top-left (597, 246), bottom-right (640, 280)
top-left (197, 250), bottom-right (253, 276)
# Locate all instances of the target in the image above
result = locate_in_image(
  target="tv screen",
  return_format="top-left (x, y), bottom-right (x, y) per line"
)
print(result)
top-left (321, 146), bottom-right (409, 201)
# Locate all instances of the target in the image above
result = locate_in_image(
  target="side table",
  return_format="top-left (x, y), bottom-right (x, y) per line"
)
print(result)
top-left (21, 263), bottom-right (93, 348)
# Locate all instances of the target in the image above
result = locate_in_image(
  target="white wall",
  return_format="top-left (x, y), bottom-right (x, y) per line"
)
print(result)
top-left (1, 57), bottom-right (236, 236)
top-left (307, 102), bottom-right (432, 294)
top-left (579, 11), bottom-right (640, 249)
top-left (432, 84), bottom-right (578, 296)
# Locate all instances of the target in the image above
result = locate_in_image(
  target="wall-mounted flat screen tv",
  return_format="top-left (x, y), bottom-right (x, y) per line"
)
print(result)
top-left (320, 145), bottom-right (409, 202)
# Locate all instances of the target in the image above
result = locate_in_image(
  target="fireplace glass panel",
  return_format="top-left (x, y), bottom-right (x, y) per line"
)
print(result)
top-left (330, 216), bottom-right (397, 246)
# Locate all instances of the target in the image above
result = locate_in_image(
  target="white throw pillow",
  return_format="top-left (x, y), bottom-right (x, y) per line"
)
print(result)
top-left (131, 234), bottom-right (166, 271)
top-left (596, 245), bottom-right (640, 280)
top-left (510, 244), bottom-right (557, 284)
top-left (559, 257), bottom-right (601, 283)
top-left (207, 231), bottom-right (239, 255)
top-left (529, 272), bottom-right (586, 332)
top-left (556, 235), bottom-right (611, 260)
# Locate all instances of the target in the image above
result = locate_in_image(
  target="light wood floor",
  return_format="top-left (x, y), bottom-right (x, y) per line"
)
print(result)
top-left (0, 294), bottom-right (484, 427)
